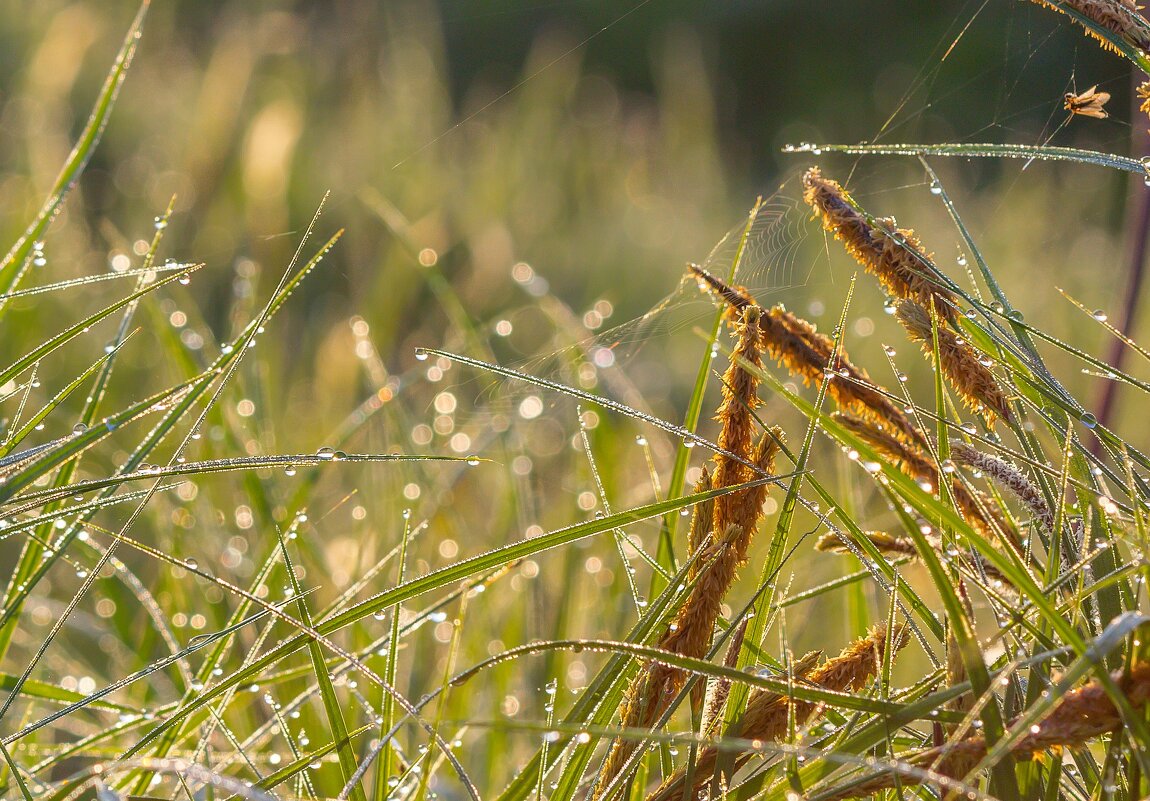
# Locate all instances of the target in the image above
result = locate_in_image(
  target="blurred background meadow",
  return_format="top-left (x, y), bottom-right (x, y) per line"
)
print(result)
top-left (2, 0), bottom-right (1149, 796)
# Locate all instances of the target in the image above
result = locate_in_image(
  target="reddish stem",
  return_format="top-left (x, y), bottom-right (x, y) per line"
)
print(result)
top-left (1091, 75), bottom-right (1150, 455)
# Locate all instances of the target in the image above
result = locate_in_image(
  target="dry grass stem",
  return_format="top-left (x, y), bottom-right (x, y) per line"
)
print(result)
top-left (1030, 0), bottom-right (1150, 52)
top-left (895, 299), bottom-right (1013, 425)
top-left (801, 167), bottom-right (958, 325)
top-left (646, 626), bottom-right (908, 801)
top-left (823, 661), bottom-right (1150, 799)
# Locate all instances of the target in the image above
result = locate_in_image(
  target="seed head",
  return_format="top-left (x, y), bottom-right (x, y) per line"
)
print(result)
top-left (1030, 0), bottom-right (1150, 53)
top-left (895, 299), bottom-right (1013, 425)
top-left (646, 626), bottom-right (908, 801)
top-left (802, 167), bottom-right (958, 324)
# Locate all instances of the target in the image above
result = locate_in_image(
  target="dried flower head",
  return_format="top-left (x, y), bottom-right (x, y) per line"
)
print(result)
top-left (646, 626), bottom-right (908, 801)
top-left (1030, 0), bottom-right (1150, 53)
top-left (895, 299), bottom-right (1013, 425)
top-left (1139, 80), bottom-right (1150, 115)
top-left (802, 167), bottom-right (958, 325)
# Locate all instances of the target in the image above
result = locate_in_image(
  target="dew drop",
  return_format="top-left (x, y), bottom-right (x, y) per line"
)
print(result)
top-left (415, 348), bottom-right (429, 361)
top-left (929, 180), bottom-right (942, 195)
top-left (284, 465), bottom-right (297, 477)
top-left (1092, 309), bottom-right (1108, 322)
top-left (72, 423), bottom-right (87, 436)
top-left (1079, 412), bottom-right (1098, 429)
top-left (317, 447), bottom-right (335, 460)
top-left (466, 455), bottom-right (480, 466)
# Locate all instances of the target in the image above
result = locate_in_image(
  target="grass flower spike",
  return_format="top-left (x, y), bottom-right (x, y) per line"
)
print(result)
top-left (594, 305), bottom-right (782, 798)
top-left (802, 167), bottom-right (959, 325)
top-left (894, 299), bottom-right (1013, 425)
top-left (691, 264), bottom-right (926, 447)
top-left (1030, 0), bottom-right (1150, 52)
top-left (646, 626), bottom-right (908, 801)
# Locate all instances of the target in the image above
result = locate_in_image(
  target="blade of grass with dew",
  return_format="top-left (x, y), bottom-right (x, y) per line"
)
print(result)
top-left (80, 524), bottom-right (485, 801)
top-left (0, 263), bottom-right (193, 302)
top-left (0, 1), bottom-right (150, 312)
top-left (792, 142), bottom-right (1147, 174)
top-left (8, 204), bottom-right (184, 675)
top-left (0, 265), bottom-right (199, 389)
top-left (0, 231), bottom-right (342, 670)
top-left (0, 740), bottom-right (33, 801)
top-left (279, 532), bottom-right (368, 801)
top-left (213, 559), bottom-right (510, 790)
top-left (419, 348), bottom-right (759, 472)
top-left (255, 725), bottom-right (374, 793)
top-left (0, 338), bottom-right (132, 457)
top-left (0, 375), bottom-right (207, 658)
top-left (120, 230), bottom-right (365, 788)
top-left (4, 597), bottom-right (300, 742)
top-left (95, 483), bottom-right (767, 766)
top-left (13, 216), bottom-right (353, 788)
top-left (0, 485), bottom-right (178, 546)
top-left (374, 514), bottom-right (413, 800)
top-left (0, 674), bottom-right (134, 715)
top-left (5, 453), bottom-right (472, 515)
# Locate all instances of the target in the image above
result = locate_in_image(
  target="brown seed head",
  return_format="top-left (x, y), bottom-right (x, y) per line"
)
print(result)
top-left (820, 660), bottom-right (1150, 799)
top-left (1030, 0), bottom-right (1150, 53)
top-left (646, 626), bottom-right (908, 801)
top-left (594, 319), bottom-right (781, 800)
top-left (816, 530), bottom-right (919, 559)
top-left (895, 299), bottom-right (1013, 425)
top-left (802, 167), bottom-right (958, 324)
top-left (761, 305), bottom-right (927, 446)
top-left (833, 413), bottom-right (1023, 558)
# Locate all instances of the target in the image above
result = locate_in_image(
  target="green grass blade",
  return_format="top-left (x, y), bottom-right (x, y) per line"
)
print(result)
top-left (0, 1), bottom-right (150, 310)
